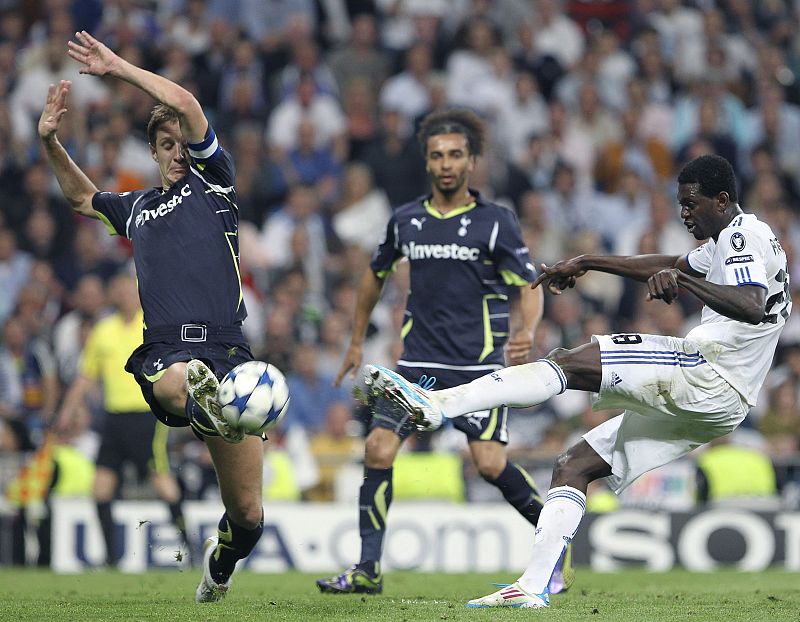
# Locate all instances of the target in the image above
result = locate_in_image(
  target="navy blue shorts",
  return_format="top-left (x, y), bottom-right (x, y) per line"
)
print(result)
top-left (96, 411), bottom-right (171, 478)
top-left (366, 365), bottom-right (509, 444)
top-left (125, 328), bottom-right (253, 430)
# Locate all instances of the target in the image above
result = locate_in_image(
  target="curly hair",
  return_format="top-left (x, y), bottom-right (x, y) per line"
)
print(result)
top-left (677, 154), bottom-right (738, 203)
top-left (146, 104), bottom-right (180, 146)
top-left (416, 108), bottom-right (486, 156)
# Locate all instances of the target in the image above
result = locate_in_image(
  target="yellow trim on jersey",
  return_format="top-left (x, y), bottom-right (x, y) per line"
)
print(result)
top-left (224, 231), bottom-right (244, 310)
top-left (423, 199), bottom-right (477, 220)
top-left (479, 293), bottom-right (508, 362)
top-left (144, 369), bottom-right (168, 383)
top-left (479, 407), bottom-right (499, 440)
top-left (375, 257), bottom-right (405, 279)
top-left (499, 269), bottom-right (530, 286)
top-left (149, 422), bottom-right (170, 474)
top-left (400, 318), bottom-right (413, 339)
top-left (94, 210), bottom-right (119, 236)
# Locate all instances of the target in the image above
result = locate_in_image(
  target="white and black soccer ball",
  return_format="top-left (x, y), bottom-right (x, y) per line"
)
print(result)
top-left (217, 361), bottom-right (290, 435)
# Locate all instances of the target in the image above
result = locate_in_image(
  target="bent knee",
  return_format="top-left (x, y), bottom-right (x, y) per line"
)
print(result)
top-left (227, 500), bottom-right (263, 530)
top-left (153, 363), bottom-right (188, 416)
top-left (546, 347), bottom-right (570, 367)
top-left (551, 450), bottom-right (580, 481)
top-left (364, 430), bottom-right (400, 468)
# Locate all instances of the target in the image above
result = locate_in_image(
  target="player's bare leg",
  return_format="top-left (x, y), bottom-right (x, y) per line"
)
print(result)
top-left (195, 435), bottom-right (265, 603)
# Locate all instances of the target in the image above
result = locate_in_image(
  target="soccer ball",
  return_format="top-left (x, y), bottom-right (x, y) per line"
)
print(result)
top-left (216, 361), bottom-right (290, 435)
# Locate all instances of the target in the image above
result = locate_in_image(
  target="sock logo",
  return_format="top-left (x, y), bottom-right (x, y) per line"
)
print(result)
top-left (490, 373), bottom-right (503, 382)
top-left (611, 372), bottom-right (622, 386)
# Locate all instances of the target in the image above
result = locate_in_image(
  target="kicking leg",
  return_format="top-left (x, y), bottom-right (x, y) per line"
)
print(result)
top-left (365, 342), bottom-right (602, 424)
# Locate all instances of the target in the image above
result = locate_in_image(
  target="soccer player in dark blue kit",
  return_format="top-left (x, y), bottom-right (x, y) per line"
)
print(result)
top-left (39, 31), bottom-right (261, 602)
top-left (317, 109), bottom-right (574, 594)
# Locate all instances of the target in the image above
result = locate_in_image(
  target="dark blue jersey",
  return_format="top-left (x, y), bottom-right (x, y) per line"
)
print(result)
top-left (370, 191), bottom-right (536, 371)
top-left (91, 127), bottom-right (245, 328)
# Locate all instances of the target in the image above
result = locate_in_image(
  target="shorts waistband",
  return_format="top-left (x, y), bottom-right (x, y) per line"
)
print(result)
top-left (143, 323), bottom-right (244, 344)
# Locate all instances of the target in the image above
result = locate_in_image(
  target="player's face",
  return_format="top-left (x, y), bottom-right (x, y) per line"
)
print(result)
top-left (151, 120), bottom-right (189, 189)
top-left (425, 133), bottom-right (474, 196)
top-left (677, 182), bottom-right (726, 241)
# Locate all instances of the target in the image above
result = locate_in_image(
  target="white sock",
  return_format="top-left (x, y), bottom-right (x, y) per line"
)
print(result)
top-left (433, 360), bottom-right (566, 418)
top-left (518, 486), bottom-right (586, 595)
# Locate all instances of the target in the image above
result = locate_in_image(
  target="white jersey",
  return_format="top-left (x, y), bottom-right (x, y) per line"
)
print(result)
top-left (684, 213), bottom-right (790, 406)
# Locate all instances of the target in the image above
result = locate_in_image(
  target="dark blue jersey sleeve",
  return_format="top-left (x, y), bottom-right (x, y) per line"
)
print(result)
top-left (491, 207), bottom-right (537, 286)
top-left (91, 189), bottom-right (149, 239)
top-left (369, 214), bottom-right (403, 278)
top-left (187, 126), bottom-right (234, 188)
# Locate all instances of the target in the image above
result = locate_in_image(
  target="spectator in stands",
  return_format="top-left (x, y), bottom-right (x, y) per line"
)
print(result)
top-left (332, 162), bottom-right (392, 254)
top-left (286, 343), bottom-right (351, 435)
top-left (52, 274), bottom-right (107, 385)
top-left (328, 13), bottom-right (390, 96)
top-left (0, 314), bottom-right (59, 435)
top-left (0, 228), bottom-right (33, 325)
top-left (360, 107), bottom-right (427, 207)
top-left (266, 72), bottom-right (348, 163)
top-left (379, 42), bottom-right (434, 124)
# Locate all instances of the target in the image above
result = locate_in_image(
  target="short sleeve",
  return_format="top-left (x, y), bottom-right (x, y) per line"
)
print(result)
top-left (187, 126), bottom-right (234, 187)
top-left (491, 208), bottom-right (537, 286)
top-left (685, 241), bottom-right (713, 275)
top-left (91, 189), bottom-right (147, 239)
top-left (717, 229), bottom-right (768, 289)
top-left (369, 215), bottom-right (403, 278)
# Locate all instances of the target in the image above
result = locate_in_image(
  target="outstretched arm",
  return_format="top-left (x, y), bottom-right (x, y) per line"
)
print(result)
top-left (67, 31), bottom-right (207, 142)
top-left (38, 81), bottom-right (99, 218)
top-left (532, 253), bottom-right (687, 294)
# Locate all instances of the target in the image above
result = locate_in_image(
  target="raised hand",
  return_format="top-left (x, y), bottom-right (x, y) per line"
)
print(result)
top-left (38, 80), bottom-right (71, 140)
top-left (532, 259), bottom-right (587, 295)
top-left (67, 30), bottom-right (120, 76)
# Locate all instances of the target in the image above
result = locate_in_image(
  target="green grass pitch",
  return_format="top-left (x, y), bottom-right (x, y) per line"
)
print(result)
top-left (1, 569), bottom-right (798, 621)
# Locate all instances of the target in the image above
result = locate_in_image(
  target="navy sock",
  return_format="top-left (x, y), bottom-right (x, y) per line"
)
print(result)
top-left (358, 467), bottom-right (392, 568)
top-left (96, 501), bottom-right (117, 565)
top-left (185, 395), bottom-right (217, 437)
top-left (208, 512), bottom-right (263, 584)
top-left (489, 462), bottom-right (544, 527)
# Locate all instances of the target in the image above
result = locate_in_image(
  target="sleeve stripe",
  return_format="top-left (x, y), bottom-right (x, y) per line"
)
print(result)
top-left (488, 220), bottom-right (499, 253)
top-left (125, 194), bottom-right (146, 238)
top-left (188, 128), bottom-right (219, 160)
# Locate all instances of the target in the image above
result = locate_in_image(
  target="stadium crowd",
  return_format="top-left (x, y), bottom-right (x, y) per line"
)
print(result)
top-left (1, 0), bottom-right (800, 563)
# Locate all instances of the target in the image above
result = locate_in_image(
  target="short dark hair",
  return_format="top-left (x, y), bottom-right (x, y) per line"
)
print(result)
top-left (677, 154), bottom-right (738, 203)
top-left (416, 108), bottom-right (486, 156)
top-left (146, 104), bottom-right (180, 146)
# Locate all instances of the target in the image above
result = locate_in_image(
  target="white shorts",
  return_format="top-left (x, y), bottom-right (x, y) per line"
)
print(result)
top-left (583, 333), bottom-right (748, 493)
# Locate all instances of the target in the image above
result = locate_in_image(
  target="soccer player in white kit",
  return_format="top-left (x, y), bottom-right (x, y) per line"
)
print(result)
top-left (362, 154), bottom-right (790, 608)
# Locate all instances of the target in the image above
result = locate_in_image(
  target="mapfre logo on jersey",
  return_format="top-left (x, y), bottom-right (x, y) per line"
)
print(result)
top-left (401, 241), bottom-right (480, 261)
top-left (135, 184), bottom-right (191, 227)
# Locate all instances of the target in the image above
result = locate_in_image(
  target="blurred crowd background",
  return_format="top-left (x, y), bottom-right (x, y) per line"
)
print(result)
top-left (2, 0), bottom-right (800, 564)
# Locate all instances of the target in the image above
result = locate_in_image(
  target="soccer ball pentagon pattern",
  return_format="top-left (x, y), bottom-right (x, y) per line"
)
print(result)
top-left (217, 361), bottom-right (290, 435)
